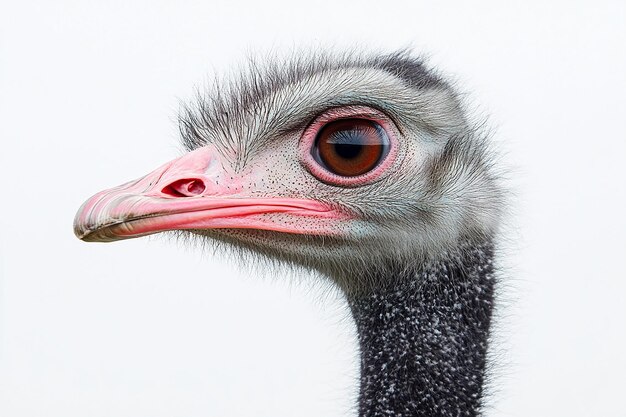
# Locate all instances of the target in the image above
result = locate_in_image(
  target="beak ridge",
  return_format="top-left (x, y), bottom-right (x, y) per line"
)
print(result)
top-left (74, 147), bottom-right (340, 242)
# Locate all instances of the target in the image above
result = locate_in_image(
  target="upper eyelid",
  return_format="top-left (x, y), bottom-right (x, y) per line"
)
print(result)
top-left (281, 103), bottom-right (404, 137)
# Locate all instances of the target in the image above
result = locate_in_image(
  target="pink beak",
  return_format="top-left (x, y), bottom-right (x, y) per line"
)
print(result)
top-left (74, 147), bottom-right (337, 242)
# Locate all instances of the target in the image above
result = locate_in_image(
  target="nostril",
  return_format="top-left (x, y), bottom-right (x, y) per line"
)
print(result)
top-left (161, 178), bottom-right (206, 197)
top-left (186, 179), bottom-right (206, 195)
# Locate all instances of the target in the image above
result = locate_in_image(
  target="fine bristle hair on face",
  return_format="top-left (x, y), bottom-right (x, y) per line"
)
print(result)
top-left (175, 47), bottom-right (505, 295)
top-left (178, 49), bottom-right (445, 157)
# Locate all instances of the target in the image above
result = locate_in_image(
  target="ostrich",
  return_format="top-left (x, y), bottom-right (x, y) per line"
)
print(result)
top-left (74, 50), bottom-right (503, 417)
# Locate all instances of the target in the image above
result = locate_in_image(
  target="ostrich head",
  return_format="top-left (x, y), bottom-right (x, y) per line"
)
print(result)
top-left (75, 50), bottom-right (504, 416)
top-left (74, 50), bottom-right (501, 294)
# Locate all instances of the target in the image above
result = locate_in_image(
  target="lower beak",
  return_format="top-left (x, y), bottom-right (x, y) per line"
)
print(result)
top-left (74, 147), bottom-right (335, 242)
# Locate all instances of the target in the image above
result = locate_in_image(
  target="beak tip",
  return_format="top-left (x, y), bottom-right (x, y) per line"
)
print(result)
top-left (73, 226), bottom-right (96, 242)
top-left (73, 220), bottom-right (111, 243)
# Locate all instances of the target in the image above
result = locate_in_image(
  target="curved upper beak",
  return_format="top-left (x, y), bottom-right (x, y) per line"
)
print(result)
top-left (74, 147), bottom-right (336, 242)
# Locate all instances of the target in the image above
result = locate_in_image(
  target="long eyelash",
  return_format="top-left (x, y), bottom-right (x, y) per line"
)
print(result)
top-left (327, 126), bottom-right (377, 144)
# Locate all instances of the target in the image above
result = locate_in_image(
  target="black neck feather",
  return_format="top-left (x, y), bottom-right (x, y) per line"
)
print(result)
top-left (347, 241), bottom-right (495, 417)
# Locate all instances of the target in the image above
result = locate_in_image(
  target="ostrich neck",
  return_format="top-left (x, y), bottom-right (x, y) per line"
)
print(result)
top-left (347, 241), bottom-right (495, 417)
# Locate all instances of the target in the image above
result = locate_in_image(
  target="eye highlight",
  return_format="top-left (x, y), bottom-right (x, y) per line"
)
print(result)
top-left (312, 119), bottom-right (390, 177)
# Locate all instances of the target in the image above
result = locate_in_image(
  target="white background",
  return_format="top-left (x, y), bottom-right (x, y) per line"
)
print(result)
top-left (1, 1), bottom-right (625, 416)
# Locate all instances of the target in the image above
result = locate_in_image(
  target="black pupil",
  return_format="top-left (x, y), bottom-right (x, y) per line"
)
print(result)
top-left (334, 143), bottom-right (362, 159)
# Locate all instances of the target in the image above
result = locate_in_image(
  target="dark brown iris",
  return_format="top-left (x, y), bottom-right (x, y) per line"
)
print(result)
top-left (313, 119), bottom-right (389, 177)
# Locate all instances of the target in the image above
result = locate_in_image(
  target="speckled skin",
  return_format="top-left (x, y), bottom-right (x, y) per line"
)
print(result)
top-left (349, 241), bottom-right (494, 417)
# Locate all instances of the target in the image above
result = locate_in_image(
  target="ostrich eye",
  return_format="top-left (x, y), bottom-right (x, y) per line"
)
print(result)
top-left (312, 119), bottom-right (390, 177)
